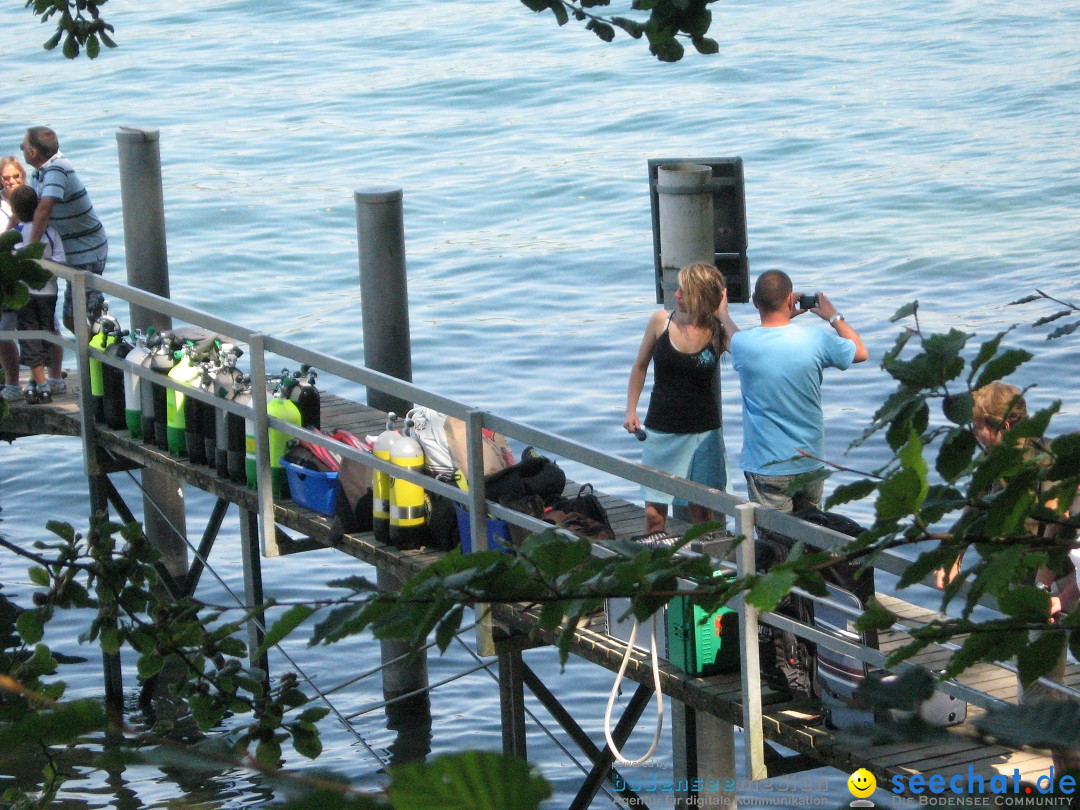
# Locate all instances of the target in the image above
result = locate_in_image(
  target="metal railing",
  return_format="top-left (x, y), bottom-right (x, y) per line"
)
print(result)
top-left (7, 261), bottom-right (1075, 780)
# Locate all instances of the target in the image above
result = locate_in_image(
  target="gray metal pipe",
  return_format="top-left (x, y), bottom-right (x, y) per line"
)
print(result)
top-left (355, 187), bottom-right (413, 416)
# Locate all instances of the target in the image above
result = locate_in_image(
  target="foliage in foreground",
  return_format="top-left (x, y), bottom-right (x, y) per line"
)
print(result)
top-left (25, 0), bottom-right (719, 63)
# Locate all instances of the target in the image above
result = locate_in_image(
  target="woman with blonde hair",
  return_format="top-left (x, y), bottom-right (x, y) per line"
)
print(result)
top-left (624, 262), bottom-right (737, 538)
top-left (1, 155), bottom-right (27, 228)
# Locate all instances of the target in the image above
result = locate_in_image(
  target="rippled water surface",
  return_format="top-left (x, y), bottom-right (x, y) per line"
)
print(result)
top-left (1, 0), bottom-right (1078, 806)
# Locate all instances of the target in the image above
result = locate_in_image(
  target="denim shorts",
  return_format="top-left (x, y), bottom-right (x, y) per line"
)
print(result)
top-left (641, 427), bottom-right (728, 506)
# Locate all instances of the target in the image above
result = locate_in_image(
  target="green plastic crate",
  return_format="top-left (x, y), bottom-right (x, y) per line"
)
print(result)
top-left (666, 595), bottom-right (740, 677)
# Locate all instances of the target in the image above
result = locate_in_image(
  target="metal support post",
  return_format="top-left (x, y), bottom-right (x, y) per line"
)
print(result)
top-left (248, 334), bottom-right (279, 557)
top-left (466, 408), bottom-right (495, 656)
top-left (355, 187), bottom-right (413, 416)
top-left (497, 642), bottom-right (527, 759)
top-left (737, 501), bottom-right (767, 780)
top-left (115, 127), bottom-right (188, 577)
top-left (239, 507), bottom-right (268, 680)
top-left (671, 703), bottom-right (737, 808)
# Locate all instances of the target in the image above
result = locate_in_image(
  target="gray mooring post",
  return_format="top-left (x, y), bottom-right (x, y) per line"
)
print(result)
top-left (377, 567), bottom-right (430, 703)
top-left (115, 128), bottom-right (188, 580)
top-left (354, 186), bottom-right (427, 709)
top-left (355, 187), bottom-right (413, 416)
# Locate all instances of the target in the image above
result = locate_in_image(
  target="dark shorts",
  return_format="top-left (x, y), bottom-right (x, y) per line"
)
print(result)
top-left (62, 257), bottom-right (107, 324)
top-left (17, 295), bottom-right (58, 370)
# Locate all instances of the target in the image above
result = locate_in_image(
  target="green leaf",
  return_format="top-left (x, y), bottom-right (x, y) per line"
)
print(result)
top-left (691, 35), bottom-right (718, 54)
top-left (255, 738), bottom-right (282, 769)
top-left (941, 392), bottom-right (974, 426)
top-left (889, 301), bottom-right (917, 322)
top-left (549, 0), bottom-right (569, 26)
top-left (853, 600), bottom-right (896, 633)
top-left (289, 726), bottom-right (323, 759)
top-left (586, 19), bottom-right (615, 41)
top-left (824, 478), bottom-right (877, 510)
top-left (0, 699), bottom-right (106, 748)
top-left (16, 609), bottom-right (45, 644)
top-left (1015, 632), bottom-right (1066, 688)
top-left (746, 568), bottom-right (796, 612)
top-left (99, 624), bottom-right (121, 655)
top-left (137, 651), bottom-right (163, 679)
top-left (435, 605), bottom-right (464, 652)
top-left (973, 348), bottom-right (1034, 390)
top-left (28, 566), bottom-right (50, 587)
top-left (935, 428), bottom-right (977, 483)
top-left (257, 603), bottom-right (314, 661)
top-left (389, 751), bottom-right (551, 810)
top-left (86, 32), bottom-right (100, 59)
top-left (62, 31), bottom-right (78, 59)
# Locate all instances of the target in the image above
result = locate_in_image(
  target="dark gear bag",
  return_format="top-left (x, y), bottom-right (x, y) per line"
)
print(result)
top-left (544, 509), bottom-right (616, 541)
top-left (485, 449), bottom-right (566, 508)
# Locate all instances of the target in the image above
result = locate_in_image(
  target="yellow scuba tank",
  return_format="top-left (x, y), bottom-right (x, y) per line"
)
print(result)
top-left (267, 386), bottom-right (302, 498)
top-left (371, 413), bottom-right (398, 545)
top-left (389, 421), bottom-right (428, 550)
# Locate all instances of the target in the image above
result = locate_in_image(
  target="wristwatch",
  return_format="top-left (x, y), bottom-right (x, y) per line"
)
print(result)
top-left (829, 312), bottom-right (844, 326)
top-left (1036, 581), bottom-right (1051, 593)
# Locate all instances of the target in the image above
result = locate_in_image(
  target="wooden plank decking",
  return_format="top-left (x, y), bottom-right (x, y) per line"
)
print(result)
top-left (1, 385), bottom-right (1069, 790)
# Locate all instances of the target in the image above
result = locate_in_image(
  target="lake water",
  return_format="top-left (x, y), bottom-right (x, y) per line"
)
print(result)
top-left (1, 0), bottom-right (1078, 807)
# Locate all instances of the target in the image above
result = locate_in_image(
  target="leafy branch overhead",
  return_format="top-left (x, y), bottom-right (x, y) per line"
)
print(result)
top-left (519, 0), bottom-right (719, 61)
top-left (26, 0), bottom-right (719, 63)
top-left (25, 0), bottom-right (116, 59)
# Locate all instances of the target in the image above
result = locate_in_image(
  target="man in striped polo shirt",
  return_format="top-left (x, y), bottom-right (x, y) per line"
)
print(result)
top-left (21, 127), bottom-right (108, 392)
top-left (22, 127), bottom-right (108, 328)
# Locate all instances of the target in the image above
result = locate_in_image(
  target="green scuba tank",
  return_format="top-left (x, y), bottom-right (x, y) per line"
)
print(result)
top-left (166, 344), bottom-right (202, 458)
top-left (267, 387), bottom-right (302, 498)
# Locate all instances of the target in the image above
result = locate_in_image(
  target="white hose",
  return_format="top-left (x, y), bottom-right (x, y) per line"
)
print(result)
top-left (604, 613), bottom-right (664, 765)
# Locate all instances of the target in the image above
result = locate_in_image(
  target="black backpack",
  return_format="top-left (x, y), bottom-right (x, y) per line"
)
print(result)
top-left (756, 508), bottom-right (868, 702)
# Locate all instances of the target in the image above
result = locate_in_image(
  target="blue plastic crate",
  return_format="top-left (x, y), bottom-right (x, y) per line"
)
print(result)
top-left (453, 502), bottom-right (513, 554)
top-left (281, 459), bottom-right (340, 517)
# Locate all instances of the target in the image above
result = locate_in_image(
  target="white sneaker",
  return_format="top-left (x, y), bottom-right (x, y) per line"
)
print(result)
top-left (45, 378), bottom-right (67, 395)
top-left (1, 385), bottom-right (24, 402)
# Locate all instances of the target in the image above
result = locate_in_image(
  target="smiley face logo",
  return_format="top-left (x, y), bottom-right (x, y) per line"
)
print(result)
top-left (848, 768), bottom-right (876, 798)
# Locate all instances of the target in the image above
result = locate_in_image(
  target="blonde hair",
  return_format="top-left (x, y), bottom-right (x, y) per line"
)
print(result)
top-left (0, 155), bottom-right (25, 181)
top-left (972, 382), bottom-right (1027, 431)
top-left (678, 263), bottom-right (726, 325)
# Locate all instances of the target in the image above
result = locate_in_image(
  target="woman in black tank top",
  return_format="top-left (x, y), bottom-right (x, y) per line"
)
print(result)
top-left (624, 263), bottom-right (739, 536)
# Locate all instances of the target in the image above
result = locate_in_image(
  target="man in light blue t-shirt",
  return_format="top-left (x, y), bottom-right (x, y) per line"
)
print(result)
top-left (730, 269), bottom-right (868, 512)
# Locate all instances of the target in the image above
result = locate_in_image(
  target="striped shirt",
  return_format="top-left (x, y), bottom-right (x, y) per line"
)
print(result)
top-left (31, 151), bottom-right (108, 267)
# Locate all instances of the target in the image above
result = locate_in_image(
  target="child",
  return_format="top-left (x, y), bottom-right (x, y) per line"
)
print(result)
top-left (7, 184), bottom-right (63, 404)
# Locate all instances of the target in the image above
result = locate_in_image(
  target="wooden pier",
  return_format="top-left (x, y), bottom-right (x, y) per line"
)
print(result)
top-left (2, 383), bottom-right (1068, 806)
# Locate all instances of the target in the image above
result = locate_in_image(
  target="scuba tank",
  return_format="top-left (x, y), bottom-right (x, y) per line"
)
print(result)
top-left (123, 330), bottom-right (153, 439)
top-left (197, 359), bottom-right (217, 469)
top-left (211, 342), bottom-right (246, 478)
top-left (147, 330), bottom-right (178, 451)
top-left (88, 303), bottom-right (121, 424)
top-left (389, 418), bottom-right (429, 550)
top-left (101, 318), bottom-right (131, 431)
top-left (165, 343), bottom-right (203, 459)
top-left (371, 413), bottom-right (398, 545)
top-left (284, 365), bottom-right (320, 429)
top-left (266, 385), bottom-right (302, 498)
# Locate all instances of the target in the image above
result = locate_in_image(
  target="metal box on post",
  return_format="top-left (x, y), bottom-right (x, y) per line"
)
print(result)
top-left (649, 158), bottom-right (750, 304)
